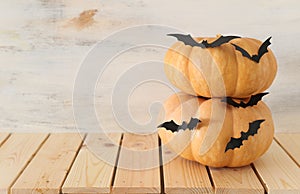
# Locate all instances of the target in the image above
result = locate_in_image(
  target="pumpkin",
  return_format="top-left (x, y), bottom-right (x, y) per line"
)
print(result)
top-left (164, 34), bottom-right (277, 98)
top-left (157, 92), bottom-right (274, 167)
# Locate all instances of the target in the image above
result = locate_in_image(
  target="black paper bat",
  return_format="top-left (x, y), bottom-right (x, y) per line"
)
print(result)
top-left (168, 34), bottom-right (240, 48)
top-left (221, 92), bottom-right (268, 108)
top-left (231, 37), bottom-right (272, 63)
top-left (225, 119), bottom-right (265, 152)
top-left (157, 117), bottom-right (201, 132)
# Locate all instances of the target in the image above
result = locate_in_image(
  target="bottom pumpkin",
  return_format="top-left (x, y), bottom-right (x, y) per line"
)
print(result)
top-left (157, 92), bottom-right (274, 167)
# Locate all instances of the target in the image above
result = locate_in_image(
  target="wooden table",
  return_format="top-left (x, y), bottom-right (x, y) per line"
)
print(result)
top-left (0, 133), bottom-right (299, 194)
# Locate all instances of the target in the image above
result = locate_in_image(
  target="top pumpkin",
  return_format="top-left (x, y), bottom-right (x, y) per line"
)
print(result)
top-left (164, 34), bottom-right (277, 98)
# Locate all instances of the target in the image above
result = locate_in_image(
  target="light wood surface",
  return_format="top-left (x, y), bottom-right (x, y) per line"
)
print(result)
top-left (162, 147), bottom-right (213, 194)
top-left (253, 140), bottom-right (300, 194)
top-left (62, 133), bottom-right (122, 194)
top-left (11, 134), bottom-right (83, 194)
top-left (0, 133), bottom-right (10, 146)
top-left (209, 165), bottom-right (264, 194)
top-left (274, 133), bottom-right (300, 166)
top-left (0, 134), bottom-right (48, 194)
top-left (112, 133), bottom-right (160, 194)
top-left (0, 133), bottom-right (299, 193)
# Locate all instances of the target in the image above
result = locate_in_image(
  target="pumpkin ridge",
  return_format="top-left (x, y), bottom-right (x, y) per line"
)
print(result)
top-left (207, 49), bottom-right (216, 97)
top-left (188, 48), bottom-right (210, 96)
top-left (258, 50), bottom-right (277, 94)
top-left (164, 42), bottom-right (195, 94)
top-left (186, 47), bottom-right (194, 85)
top-left (180, 43), bottom-right (194, 93)
top-left (231, 45), bottom-right (238, 96)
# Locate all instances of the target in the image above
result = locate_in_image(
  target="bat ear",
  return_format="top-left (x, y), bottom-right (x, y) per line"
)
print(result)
top-left (255, 92), bottom-right (269, 100)
top-left (167, 33), bottom-right (177, 38)
top-left (166, 33), bottom-right (180, 38)
top-left (166, 33), bottom-right (190, 37)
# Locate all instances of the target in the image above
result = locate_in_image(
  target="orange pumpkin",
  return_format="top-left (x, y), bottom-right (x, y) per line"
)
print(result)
top-left (157, 92), bottom-right (274, 167)
top-left (164, 35), bottom-right (277, 98)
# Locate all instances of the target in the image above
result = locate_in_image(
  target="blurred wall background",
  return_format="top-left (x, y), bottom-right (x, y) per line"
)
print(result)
top-left (0, 0), bottom-right (299, 132)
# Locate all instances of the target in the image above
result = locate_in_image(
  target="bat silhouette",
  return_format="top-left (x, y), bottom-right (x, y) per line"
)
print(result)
top-left (168, 34), bottom-right (240, 48)
top-left (225, 119), bottom-right (265, 152)
top-left (157, 117), bottom-right (201, 133)
top-left (231, 37), bottom-right (272, 63)
top-left (221, 92), bottom-right (268, 108)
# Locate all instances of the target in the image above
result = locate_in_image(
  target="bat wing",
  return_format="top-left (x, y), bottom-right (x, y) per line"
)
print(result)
top-left (225, 119), bottom-right (265, 152)
top-left (222, 93), bottom-right (268, 108)
top-left (187, 118), bottom-right (201, 130)
top-left (167, 34), bottom-right (204, 48)
top-left (231, 43), bottom-right (252, 59)
top-left (246, 92), bottom-right (269, 107)
top-left (254, 37), bottom-right (272, 63)
top-left (225, 137), bottom-right (244, 152)
top-left (221, 97), bottom-right (241, 108)
top-left (158, 117), bottom-right (201, 132)
top-left (203, 35), bottom-right (240, 48)
top-left (245, 119), bottom-right (265, 137)
top-left (157, 120), bottom-right (179, 133)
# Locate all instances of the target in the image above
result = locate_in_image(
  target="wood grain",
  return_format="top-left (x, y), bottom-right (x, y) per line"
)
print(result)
top-left (11, 133), bottom-right (84, 194)
top-left (253, 140), bottom-right (300, 194)
top-left (112, 133), bottom-right (160, 194)
top-left (0, 133), bottom-right (299, 193)
top-left (162, 147), bottom-right (213, 194)
top-left (209, 165), bottom-right (264, 194)
top-left (0, 133), bottom-right (10, 146)
top-left (62, 133), bottom-right (122, 194)
top-left (0, 133), bottom-right (48, 194)
top-left (275, 133), bottom-right (300, 166)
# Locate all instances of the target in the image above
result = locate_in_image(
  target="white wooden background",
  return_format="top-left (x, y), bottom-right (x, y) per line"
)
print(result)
top-left (0, 0), bottom-right (299, 133)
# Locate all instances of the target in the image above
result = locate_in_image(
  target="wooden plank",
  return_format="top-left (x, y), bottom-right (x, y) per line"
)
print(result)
top-left (0, 133), bottom-right (48, 194)
top-left (62, 133), bottom-right (122, 194)
top-left (209, 165), bottom-right (264, 194)
top-left (112, 133), bottom-right (160, 194)
top-left (0, 0), bottom-right (299, 136)
top-left (0, 133), bottom-right (10, 146)
top-left (11, 133), bottom-right (84, 194)
top-left (253, 140), bottom-right (300, 194)
top-left (162, 146), bottom-right (213, 194)
top-left (275, 133), bottom-right (300, 166)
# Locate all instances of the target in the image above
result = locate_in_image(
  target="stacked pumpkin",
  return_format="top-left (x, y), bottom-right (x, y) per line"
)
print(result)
top-left (158, 34), bottom-right (277, 167)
